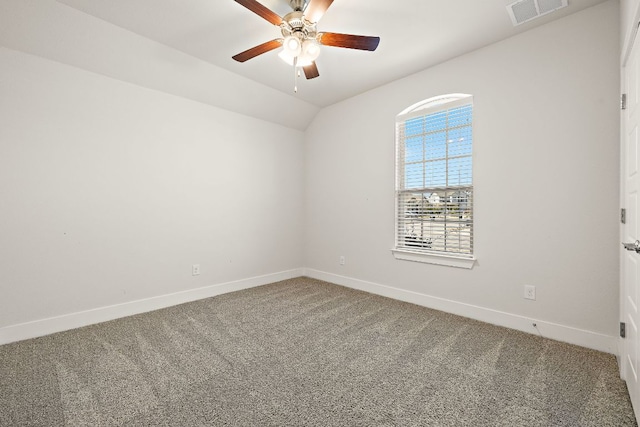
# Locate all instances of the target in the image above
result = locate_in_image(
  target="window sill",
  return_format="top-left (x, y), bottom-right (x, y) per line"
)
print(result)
top-left (391, 249), bottom-right (476, 269)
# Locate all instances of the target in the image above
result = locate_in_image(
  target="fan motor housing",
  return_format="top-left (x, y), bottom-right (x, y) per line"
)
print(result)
top-left (281, 11), bottom-right (317, 40)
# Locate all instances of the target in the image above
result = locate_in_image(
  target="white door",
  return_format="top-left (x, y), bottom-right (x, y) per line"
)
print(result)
top-left (622, 26), bottom-right (640, 420)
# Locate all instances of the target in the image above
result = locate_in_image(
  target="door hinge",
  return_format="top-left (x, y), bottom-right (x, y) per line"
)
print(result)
top-left (622, 93), bottom-right (628, 110)
top-left (622, 208), bottom-right (627, 224)
top-left (621, 322), bottom-right (627, 338)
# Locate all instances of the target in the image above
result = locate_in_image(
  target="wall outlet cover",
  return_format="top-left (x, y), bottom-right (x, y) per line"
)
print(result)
top-left (524, 285), bottom-right (536, 300)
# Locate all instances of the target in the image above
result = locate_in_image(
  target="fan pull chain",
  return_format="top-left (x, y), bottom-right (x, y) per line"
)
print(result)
top-left (294, 56), bottom-right (298, 93)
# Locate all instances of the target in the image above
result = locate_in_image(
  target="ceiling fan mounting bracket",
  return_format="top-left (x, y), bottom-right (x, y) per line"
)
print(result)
top-left (288, 0), bottom-right (307, 12)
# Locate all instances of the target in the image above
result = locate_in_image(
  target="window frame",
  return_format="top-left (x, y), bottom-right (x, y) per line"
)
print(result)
top-left (392, 94), bottom-right (476, 269)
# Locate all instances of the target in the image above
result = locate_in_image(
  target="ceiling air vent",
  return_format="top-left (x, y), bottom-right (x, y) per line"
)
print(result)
top-left (507, 0), bottom-right (568, 26)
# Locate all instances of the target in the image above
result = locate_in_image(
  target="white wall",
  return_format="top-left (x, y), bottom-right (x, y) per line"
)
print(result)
top-left (304, 1), bottom-right (620, 351)
top-left (0, 47), bottom-right (304, 334)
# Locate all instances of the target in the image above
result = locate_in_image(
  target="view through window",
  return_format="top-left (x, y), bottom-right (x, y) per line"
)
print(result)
top-left (395, 94), bottom-right (473, 258)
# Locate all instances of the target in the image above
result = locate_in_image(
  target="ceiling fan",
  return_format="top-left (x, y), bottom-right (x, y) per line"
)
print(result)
top-left (231, 0), bottom-right (380, 81)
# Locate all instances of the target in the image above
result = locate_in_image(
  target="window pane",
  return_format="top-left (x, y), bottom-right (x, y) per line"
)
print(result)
top-left (405, 117), bottom-right (423, 136)
top-left (397, 188), bottom-right (472, 256)
top-left (447, 156), bottom-right (472, 186)
top-left (447, 189), bottom-right (473, 218)
top-left (425, 111), bottom-right (447, 132)
top-left (399, 192), bottom-right (427, 218)
top-left (448, 105), bottom-right (472, 128)
top-left (405, 136), bottom-right (423, 163)
top-left (426, 131), bottom-right (446, 160)
top-left (447, 127), bottom-right (472, 157)
top-left (398, 192), bottom-right (440, 249)
top-left (424, 160), bottom-right (446, 188)
top-left (405, 162), bottom-right (424, 189)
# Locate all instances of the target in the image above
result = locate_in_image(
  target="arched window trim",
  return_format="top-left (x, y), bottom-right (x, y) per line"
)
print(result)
top-left (397, 94), bottom-right (473, 122)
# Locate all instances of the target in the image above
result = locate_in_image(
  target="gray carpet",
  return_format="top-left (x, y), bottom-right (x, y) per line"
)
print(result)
top-left (0, 277), bottom-right (636, 426)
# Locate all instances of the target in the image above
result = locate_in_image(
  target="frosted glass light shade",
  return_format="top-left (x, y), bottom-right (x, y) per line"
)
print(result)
top-left (283, 36), bottom-right (302, 56)
top-left (295, 40), bottom-right (320, 67)
top-left (301, 39), bottom-right (320, 61)
top-left (278, 50), bottom-right (295, 65)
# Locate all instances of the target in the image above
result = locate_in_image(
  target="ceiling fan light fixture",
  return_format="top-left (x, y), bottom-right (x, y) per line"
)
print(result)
top-left (283, 35), bottom-right (302, 56)
top-left (280, 36), bottom-right (319, 67)
top-left (301, 39), bottom-right (321, 61)
top-left (279, 48), bottom-right (314, 67)
top-left (232, 0), bottom-right (381, 85)
top-left (278, 49), bottom-right (296, 65)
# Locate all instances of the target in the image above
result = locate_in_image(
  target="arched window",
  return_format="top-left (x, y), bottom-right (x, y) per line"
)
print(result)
top-left (393, 94), bottom-right (475, 268)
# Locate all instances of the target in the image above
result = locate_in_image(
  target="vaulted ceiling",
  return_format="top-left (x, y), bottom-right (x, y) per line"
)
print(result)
top-left (0, 0), bottom-right (610, 130)
top-left (54, 0), bottom-right (607, 107)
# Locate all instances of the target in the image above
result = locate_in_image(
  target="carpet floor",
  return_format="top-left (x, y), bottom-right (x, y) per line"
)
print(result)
top-left (0, 277), bottom-right (636, 426)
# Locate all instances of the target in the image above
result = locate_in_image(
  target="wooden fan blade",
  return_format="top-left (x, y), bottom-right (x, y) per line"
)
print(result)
top-left (303, 62), bottom-right (320, 79)
top-left (234, 0), bottom-right (282, 26)
top-left (304, 0), bottom-right (334, 23)
top-left (232, 39), bottom-right (283, 62)
top-left (319, 32), bottom-right (380, 51)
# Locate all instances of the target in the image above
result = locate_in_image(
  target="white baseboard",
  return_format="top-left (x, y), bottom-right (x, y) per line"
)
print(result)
top-left (2, 268), bottom-right (618, 355)
top-left (0, 268), bottom-right (303, 345)
top-left (304, 268), bottom-right (618, 355)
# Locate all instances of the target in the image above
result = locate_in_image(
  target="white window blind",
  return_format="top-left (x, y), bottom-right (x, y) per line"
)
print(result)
top-left (395, 94), bottom-right (473, 258)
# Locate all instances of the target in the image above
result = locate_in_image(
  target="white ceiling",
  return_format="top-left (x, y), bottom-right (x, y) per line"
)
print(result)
top-left (53, 0), bottom-right (607, 108)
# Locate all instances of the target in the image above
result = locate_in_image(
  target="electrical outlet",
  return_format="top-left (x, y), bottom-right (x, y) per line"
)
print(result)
top-left (192, 264), bottom-right (200, 276)
top-left (339, 256), bottom-right (345, 265)
top-left (524, 285), bottom-right (536, 300)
